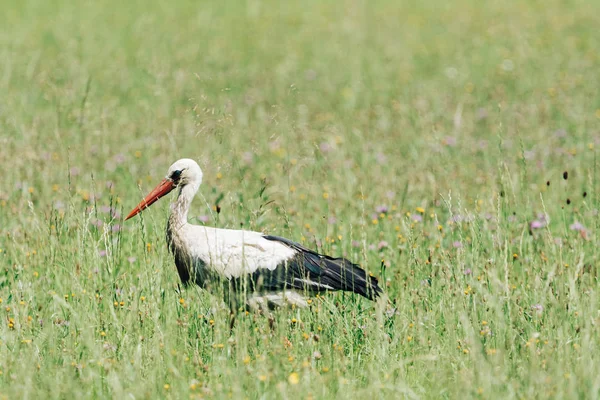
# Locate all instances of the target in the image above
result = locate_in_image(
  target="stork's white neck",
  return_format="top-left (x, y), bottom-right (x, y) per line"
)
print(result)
top-left (169, 182), bottom-right (200, 228)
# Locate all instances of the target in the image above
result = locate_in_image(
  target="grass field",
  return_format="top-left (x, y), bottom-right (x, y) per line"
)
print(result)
top-left (1, 0), bottom-right (600, 398)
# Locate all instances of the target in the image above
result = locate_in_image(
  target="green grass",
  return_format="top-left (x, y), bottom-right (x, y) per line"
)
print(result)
top-left (1, 0), bottom-right (600, 398)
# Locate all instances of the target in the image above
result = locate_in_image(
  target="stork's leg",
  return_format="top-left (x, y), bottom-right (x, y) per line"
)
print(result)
top-left (268, 313), bottom-right (275, 332)
top-left (229, 310), bottom-right (236, 332)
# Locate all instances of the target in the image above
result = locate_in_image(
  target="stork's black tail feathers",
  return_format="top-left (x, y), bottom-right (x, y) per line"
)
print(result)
top-left (262, 235), bottom-right (383, 301)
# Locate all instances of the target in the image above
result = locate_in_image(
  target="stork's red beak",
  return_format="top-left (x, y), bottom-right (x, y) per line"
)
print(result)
top-left (125, 178), bottom-right (175, 220)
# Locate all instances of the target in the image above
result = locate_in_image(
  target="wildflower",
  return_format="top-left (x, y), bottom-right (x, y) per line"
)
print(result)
top-left (411, 214), bottom-right (422, 222)
top-left (288, 372), bottom-right (300, 385)
top-left (463, 268), bottom-right (472, 275)
top-left (163, 384), bottom-right (170, 390)
top-left (98, 250), bottom-right (107, 257)
top-left (322, 192), bottom-right (329, 200)
top-left (531, 304), bottom-right (543, 315)
top-left (569, 221), bottom-right (586, 232)
top-left (530, 219), bottom-right (546, 229)
top-left (198, 215), bottom-right (210, 223)
top-left (443, 136), bottom-right (457, 147)
top-left (377, 241), bottom-right (388, 250)
top-left (415, 207), bottom-right (425, 213)
top-left (375, 152), bottom-right (387, 164)
top-left (127, 257), bottom-right (136, 263)
top-left (375, 205), bottom-right (389, 214)
top-left (453, 241), bottom-right (463, 248)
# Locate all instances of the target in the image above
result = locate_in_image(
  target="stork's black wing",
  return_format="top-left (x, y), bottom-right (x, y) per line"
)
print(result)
top-left (231, 235), bottom-right (382, 300)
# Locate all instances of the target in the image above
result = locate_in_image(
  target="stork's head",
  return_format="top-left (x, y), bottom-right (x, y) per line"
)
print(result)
top-left (125, 158), bottom-right (203, 220)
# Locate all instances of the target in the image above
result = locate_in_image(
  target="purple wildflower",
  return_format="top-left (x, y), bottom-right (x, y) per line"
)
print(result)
top-left (127, 257), bottom-right (137, 263)
top-left (554, 129), bottom-right (567, 138)
top-left (198, 215), bottom-right (210, 223)
top-left (463, 268), bottom-right (472, 275)
top-left (98, 250), bottom-right (107, 257)
top-left (569, 221), bottom-right (585, 232)
top-left (443, 136), bottom-right (457, 147)
top-left (476, 108), bottom-right (488, 120)
top-left (242, 152), bottom-right (254, 165)
top-left (531, 304), bottom-right (543, 315)
top-left (451, 215), bottom-right (463, 223)
top-left (375, 205), bottom-right (389, 214)
top-left (377, 241), bottom-right (388, 250)
top-left (453, 241), bottom-right (463, 248)
top-left (111, 224), bottom-right (121, 233)
top-left (530, 220), bottom-right (545, 229)
top-left (411, 214), bottom-right (423, 222)
top-left (319, 142), bottom-right (333, 153)
top-left (351, 240), bottom-right (361, 248)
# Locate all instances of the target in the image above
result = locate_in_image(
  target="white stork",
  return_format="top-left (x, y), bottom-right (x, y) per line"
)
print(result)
top-left (125, 158), bottom-right (382, 310)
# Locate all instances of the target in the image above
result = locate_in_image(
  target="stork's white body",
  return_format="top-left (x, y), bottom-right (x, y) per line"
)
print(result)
top-left (169, 224), bottom-right (296, 279)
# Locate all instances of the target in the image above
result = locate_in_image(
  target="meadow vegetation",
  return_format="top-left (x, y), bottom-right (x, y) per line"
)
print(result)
top-left (1, 0), bottom-right (600, 398)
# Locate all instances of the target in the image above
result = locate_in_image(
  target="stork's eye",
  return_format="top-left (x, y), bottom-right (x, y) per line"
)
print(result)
top-left (171, 170), bottom-right (183, 181)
